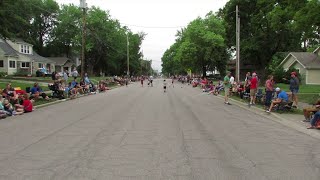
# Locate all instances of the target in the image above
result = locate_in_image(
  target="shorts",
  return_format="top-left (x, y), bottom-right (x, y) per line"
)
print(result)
top-left (224, 88), bottom-right (230, 96)
top-left (250, 89), bottom-right (257, 96)
top-left (291, 89), bottom-right (299, 95)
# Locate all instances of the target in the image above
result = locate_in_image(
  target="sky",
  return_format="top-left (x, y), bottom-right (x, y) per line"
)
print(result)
top-left (55, 0), bottom-right (229, 71)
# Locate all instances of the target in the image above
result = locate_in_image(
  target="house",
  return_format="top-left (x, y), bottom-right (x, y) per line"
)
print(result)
top-left (279, 47), bottom-right (320, 85)
top-left (48, 57), bottom-right (76, 74)
top-left (0, 38), bottom-right (55, 75)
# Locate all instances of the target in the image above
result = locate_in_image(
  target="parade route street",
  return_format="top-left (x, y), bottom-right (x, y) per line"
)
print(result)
top-left (0, 79), bottom-right (319, 180)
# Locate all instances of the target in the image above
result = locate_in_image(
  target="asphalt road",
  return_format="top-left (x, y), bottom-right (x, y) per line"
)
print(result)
top-left (0, 79), bottom-right (319, 180)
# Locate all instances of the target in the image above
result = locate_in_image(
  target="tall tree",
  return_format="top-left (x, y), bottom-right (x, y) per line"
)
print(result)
top-left (47, 4), bottom-right (82, 57)
top-left (0, 0), bottom-right (33, 39)
top-left (221, 0), bottom-right (310, 77)
top-left (294, 0), bottom-right (320, 49)
top-left (29, 0), bottom-right (59, 55)
top-left (162, 12), bottom-right (228, 77)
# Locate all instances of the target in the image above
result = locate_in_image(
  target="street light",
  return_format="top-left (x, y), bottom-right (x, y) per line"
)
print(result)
top-left (126, 33), bottom-right (130, 76)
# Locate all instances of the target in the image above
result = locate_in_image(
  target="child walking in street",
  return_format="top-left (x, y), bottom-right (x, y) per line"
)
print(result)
top-left (163, 80), bottom-right (167, 93)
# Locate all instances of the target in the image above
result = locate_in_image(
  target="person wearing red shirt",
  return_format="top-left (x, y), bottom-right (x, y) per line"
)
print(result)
top-left (249, 73), bottom-right (258, 106)
top-left (22, 94), bottom-right (33, 113)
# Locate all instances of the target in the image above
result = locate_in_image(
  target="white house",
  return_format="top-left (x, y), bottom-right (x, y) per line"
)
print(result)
top-left (279, 47), bottom-right (320, 85)
top-left (48, 57), bottom-right (76, 75)
top-left (0, 38), bottom-right (55, 75)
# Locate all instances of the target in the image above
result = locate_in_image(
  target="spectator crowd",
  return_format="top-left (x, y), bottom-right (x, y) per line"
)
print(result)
top-left (173, 71), bottom-right (319, 129)
top-left (0, 68), bottom-right (125, 119)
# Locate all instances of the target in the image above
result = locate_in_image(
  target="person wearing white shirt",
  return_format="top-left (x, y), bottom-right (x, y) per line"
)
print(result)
top-left (230, 75), bottom-right (235, 85)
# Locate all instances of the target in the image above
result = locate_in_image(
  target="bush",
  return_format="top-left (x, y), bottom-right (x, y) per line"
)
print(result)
top-left (14, 70), bottom-right (30, 77)
top-left (0, 72), bottom-right (7, 77)
top-left (272, 67), bottom-right (302, 84)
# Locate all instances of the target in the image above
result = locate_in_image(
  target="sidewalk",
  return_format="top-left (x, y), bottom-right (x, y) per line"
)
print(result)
top-left (216, 94), bottom-right (320, 140)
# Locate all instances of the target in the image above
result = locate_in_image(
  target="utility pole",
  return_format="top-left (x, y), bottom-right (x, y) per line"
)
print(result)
top-left (236, 5), bottom-right (240, 82)
top-left (80, 0), bottom-right (87, 78)
top-left (127, 33), bottom-right (130, 76)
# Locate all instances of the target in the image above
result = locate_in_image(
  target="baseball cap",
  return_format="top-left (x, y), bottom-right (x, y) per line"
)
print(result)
top-left (275, 87), bottom-right (281, 92)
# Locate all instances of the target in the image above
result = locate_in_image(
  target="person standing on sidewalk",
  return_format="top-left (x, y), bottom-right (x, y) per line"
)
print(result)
top-left (223, 71), bottom-right (231, 105)
top-left (249, 73), bottom-right (258, 106)
top-left (63, 70), bottom-right (68, 83)
top-left (289, 72), bottom-right (299, 108)
top-left (140, 75), bottom-right (144, 87)
top-left (265, 75), bottom-right (274, 110)
top-left (244, 72), bottom-right (251, 89)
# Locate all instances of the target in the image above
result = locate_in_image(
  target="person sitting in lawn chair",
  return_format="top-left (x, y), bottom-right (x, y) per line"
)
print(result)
top-left (99, 80), bottom-right (109, 92)
top-left (49, 80), bottom-right (65, 99)
top-left (80, 79), bottom-right (90, 94)
top-left (0, 96), bottom-right (8, 119)
top-left (266, 87), bottom-right (289, 113)
top-left (22, 93), bottom-right (33, 113)
top-left (30, 83), bottom-right (50, 100)
top-left (2, 83), bottom-right (17, 101)
top-left (303, 99), bottom-right (320, 122)
top-left (213, 80), bottom-right (224, 95)
top-left (307, 110), bottom-right (320, 129)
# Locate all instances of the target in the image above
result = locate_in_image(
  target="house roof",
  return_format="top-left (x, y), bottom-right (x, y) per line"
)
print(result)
top-left (291, 52), bottom-right (320, 69)
top-left (47, 57), bottom-right (71, 66)
top-left (280, 51), bottom-right (320, 69)
top-left (12, 38), bottom-right (33, 46)
top-left (64, 62), bottom-right (75, 67)
top-left (0, 39), bottom-right (18, 57)
top-left (0, 38), bottom-right (54, 63)
top-left (22, 52), bottom-right (55, 63)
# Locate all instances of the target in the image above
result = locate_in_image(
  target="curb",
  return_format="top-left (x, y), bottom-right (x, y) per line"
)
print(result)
top-left (215, 94), bottom-right (320, 140)
top-left (34, 85), bottom-right (119, 109)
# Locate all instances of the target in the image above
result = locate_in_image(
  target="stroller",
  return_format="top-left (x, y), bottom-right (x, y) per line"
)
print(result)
top-left (88, 82), bottom-right (97, 94)
top-left (48, 84), bottom-right (65, 99)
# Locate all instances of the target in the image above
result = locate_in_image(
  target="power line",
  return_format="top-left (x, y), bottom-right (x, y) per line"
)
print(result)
top-left (120, 23), bottom-right (186, 29)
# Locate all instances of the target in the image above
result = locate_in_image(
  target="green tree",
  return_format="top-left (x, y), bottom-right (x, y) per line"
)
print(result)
top-left (293, 0), bottom-right (320, 49)
top-left (29, 0), bottom-right (59, 54)
top-left (47, 4), bottom-right (82, 57)
top-left (0, 0), bottom-right (32, 39)
top-left (162, 12), bottom-right (228, 77)
top-left (220, 0), bottom-right (312, 76)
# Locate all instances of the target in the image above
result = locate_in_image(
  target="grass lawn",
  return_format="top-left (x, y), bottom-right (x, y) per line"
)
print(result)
top-left (2, 76), bottom-right (113, 84)
top-left (0, 82), bottom-right (49, 91)
top-left (33, 98), bottom-right (58, 106)
top-left (275, 83), bottom-right (320, 93)
top-left (2, 76), bottom-right (53, 83)
top-left (263, 83), bottom-right (320, 104)
top-left (219, 91), bottom-right (303, 115)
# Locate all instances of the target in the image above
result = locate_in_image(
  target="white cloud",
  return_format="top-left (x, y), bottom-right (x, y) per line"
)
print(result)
top-left (55, 0), bottom-right (228, 71)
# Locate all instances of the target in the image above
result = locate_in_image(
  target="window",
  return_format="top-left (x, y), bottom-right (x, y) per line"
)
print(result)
top-left (9, 61), bottom-right (16, 68)
top-left (0, 60), bottom-right (3, 68)
top-left (20, 45), bottom-right (30, 54)
top-left (38, 63), bottom-right (44, 68)
top-left (21, 62), bottom-right (30, 68)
